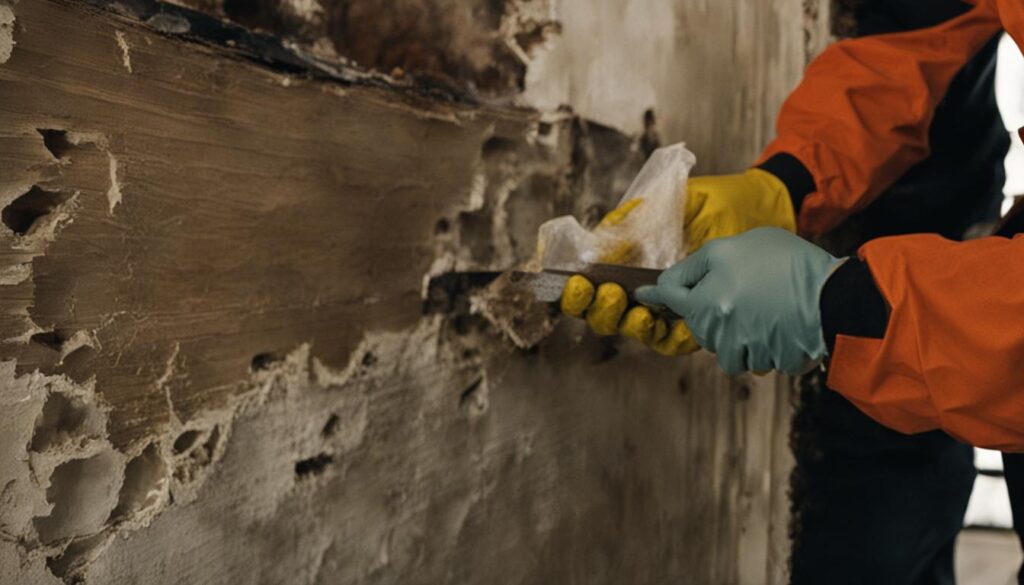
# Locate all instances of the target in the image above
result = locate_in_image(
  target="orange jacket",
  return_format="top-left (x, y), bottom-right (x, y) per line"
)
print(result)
top-left (758, 0), bottom-right (1024, 450)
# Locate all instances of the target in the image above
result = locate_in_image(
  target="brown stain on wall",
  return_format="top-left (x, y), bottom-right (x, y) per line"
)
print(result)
top-left (168, 0), bottom-right (559, 96)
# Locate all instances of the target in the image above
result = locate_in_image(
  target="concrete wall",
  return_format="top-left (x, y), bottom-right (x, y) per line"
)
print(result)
top-left (0, 1), bottom-right (825, 583)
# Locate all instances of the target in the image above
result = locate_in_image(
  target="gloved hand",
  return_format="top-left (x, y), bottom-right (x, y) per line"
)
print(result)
top-left (556, 197), bottom-right (698, 355)
top-left (685, 169), bottom-right (797, 252)
top-left (560, 275), bottom-right (699, 356)
top-left (635, 227), bottom-right (844, 375)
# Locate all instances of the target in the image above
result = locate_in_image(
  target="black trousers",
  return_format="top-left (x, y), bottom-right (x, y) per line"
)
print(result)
top-left (790, 3), bottom-right (1013, 584)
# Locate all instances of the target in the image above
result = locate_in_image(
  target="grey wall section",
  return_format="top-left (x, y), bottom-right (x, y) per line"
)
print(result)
top-left (0, 1), bottom-right (822, 584)
top-left (524, 0), bottom-right (829, 173)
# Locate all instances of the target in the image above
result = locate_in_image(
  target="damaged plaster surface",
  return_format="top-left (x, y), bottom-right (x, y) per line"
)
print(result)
top-left (0, 0), bottom-right (14, 65)
top-left (166, 0), bottom-right (560, 97)
top-left (0, 1), bottom-right (816, 583)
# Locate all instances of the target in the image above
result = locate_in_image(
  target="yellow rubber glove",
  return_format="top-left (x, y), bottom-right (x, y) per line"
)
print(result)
top-left (560, 276), bottom-right (698, 356)
top-left (558, 197), bottom-right (699, 357)
top-left (557, 168), bottom-right (793, 357)
top-left (685, 168), bottom-right (796, 252)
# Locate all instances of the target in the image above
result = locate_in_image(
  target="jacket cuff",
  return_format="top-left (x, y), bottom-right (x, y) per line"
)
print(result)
top-left (819, 258), bottom-right (890, 355)
top-left (756, 153), bottom-right (816, 215)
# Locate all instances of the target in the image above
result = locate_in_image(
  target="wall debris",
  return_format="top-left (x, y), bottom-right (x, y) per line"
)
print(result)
top-left (114, 31), bottom-right (132, 73)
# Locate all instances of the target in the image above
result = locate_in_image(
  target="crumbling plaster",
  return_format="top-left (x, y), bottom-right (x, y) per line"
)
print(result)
top-left (0, 0), bottom-right (825, 583)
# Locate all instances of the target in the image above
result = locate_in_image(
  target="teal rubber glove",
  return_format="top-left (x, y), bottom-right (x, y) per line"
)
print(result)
top-left (635, 227), bottom-right (844, 375)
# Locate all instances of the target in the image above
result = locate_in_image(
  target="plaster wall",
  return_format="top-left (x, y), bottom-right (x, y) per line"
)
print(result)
top-left (0, 1), bottom-right (824, 583)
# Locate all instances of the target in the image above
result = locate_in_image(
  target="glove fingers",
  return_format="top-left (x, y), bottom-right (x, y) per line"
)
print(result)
top-left (585, 282), bottom-right (629, 336)
top-left (635, 280), bottom-right (693, 317)
top-left (560, 273), bottom-right (701, 359)
top-left (562, 278), bottom-right (659, 344)
top-left (634, 285), bottom-right (665, 307)
top-left (659, 245), bottom-right (711, 289)
top-left (649, 320), bottom-right (700, 356)
top-left (619, 306), bottom-right (656, 344)
top-left (560, 274), bottom-right (596, 318)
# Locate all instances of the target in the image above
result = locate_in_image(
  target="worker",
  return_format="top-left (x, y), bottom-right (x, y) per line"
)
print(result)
top-left (562, 1), bottom-right (1024, 583)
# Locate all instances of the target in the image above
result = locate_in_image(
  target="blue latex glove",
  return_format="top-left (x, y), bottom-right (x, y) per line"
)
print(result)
top-left (635, 227), bottom-right (844, 375)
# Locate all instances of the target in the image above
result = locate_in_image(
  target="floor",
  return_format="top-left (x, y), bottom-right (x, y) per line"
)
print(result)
top-left (957, 529), bottom-right (1021, 585)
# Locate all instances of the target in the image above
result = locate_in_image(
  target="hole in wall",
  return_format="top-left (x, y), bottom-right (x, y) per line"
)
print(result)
top-left (30, 392), bottom-right (104, 452)
top-left (201, 425), bottom-right (220, 460)
top-left (361, 351), bottom-right (377, 367)
top-left (61, 345), bottom-right (98, 382)
top-left (37, 128), bottom-right (74, 159)
top-left (172, 430), bottom-right (202, 454)
top-left (46, 531), bottom-right (110, 581)
top-left (109, 443), bottom-right (167, 523)
top-left (321, 414), bottom-right (340, 438)
top-left (30, 330), bottom-right (68, 352)
top-left (295, 453), bottom-right (332, 478)
top-left (251, 352), bottom-right (285, 371)
top-left (62, 344), bottom-right (97, 366)
top-left (2, 186), bottom-right (73, 236)
top-left (172, 425), bottom-right (220, 484)
top-left (434, 218), bottom-right (450, 235)
top-left (34, 451), bottom-right (123, 544)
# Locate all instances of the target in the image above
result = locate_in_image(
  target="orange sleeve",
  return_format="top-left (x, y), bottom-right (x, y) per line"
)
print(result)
top-left (827, 234), bottom-right (1024, 451)
top-left (758, 0), bottom-right (1002, 236)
